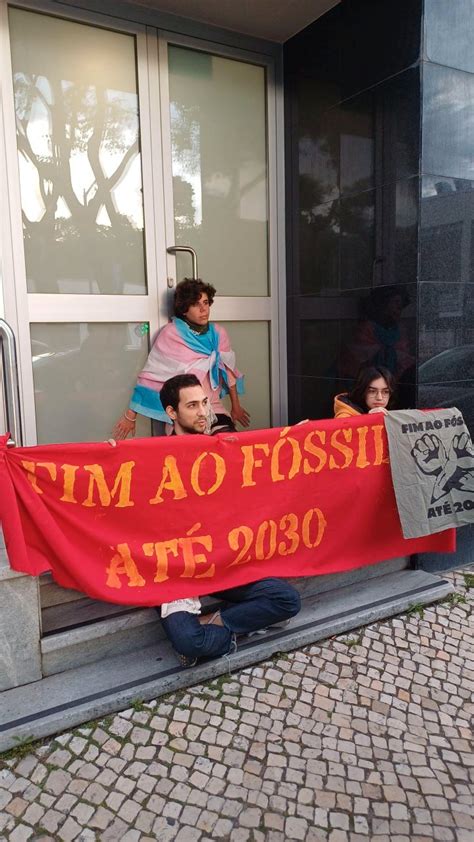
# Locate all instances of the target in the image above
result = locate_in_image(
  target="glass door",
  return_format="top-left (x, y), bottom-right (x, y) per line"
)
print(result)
top-left (4, 7), bottom-right (283, 447)
top-left (5, 6), bottom-right (166, 446)
top-left (157, 33), bottom-right (283, 430)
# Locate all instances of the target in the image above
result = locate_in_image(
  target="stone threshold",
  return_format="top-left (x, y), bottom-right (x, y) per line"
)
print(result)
top-left (0, 567), bottom-right (452, 752)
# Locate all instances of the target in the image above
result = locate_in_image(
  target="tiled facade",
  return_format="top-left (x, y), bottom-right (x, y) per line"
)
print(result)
top-left (284, 0), bottom-right (474, 569)
top-left (418, 0), bottom-right (474, 420)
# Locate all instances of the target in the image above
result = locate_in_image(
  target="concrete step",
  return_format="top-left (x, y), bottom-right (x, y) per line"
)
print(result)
top-left (40, 557), bottom-right (409, 675)
top-left (39, 574), bottom-right (83, 608)
top-left (41, 606), bottom-right (161, 676)
top-left (0, 566), bottom-right (453, 752)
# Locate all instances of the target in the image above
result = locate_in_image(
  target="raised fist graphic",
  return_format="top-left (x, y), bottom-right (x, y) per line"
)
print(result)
top-left (411, 434), bottom-right (446, 476)
top-left (412, 431), bottom-right (474, 502)
top-left (433, 433), bottom-right (474, 500)
top-left (451, 432), bottom-right (474, 467)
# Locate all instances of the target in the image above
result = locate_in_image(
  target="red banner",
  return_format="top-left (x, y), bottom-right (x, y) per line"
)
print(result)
top-left (0, 416), bottom-right (454, 605)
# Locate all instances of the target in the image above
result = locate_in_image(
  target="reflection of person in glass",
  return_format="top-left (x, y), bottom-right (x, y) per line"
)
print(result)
top-left (340, 286), bottom-right (414, 379)
top-left (112, 279), bottom-right (250, 439)
top-left (334, 365), bottom-right (396, 418)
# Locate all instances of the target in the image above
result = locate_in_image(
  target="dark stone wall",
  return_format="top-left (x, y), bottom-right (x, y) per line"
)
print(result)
top-left (416, 0), bottom-right (474, 570)
top-left (285, 0), bottom-right (422, 423)
top-left (284, 0), bottom-right (474, 570)
top-left (418, 0), bottom-right (474, 428)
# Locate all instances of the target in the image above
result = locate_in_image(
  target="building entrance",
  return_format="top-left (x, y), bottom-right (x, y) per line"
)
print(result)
top-left (3, 4), bottom-right (281, 445)
top-left (1, 1), bottom-right (283, 644)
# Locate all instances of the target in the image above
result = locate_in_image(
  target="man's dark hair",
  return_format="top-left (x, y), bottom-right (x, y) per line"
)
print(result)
top-left (160, 374), bottom-right (201, 412)
top-left (348, 364), bottom-right (396, 412)
top-left (174, 278), bottom-right (216, 318)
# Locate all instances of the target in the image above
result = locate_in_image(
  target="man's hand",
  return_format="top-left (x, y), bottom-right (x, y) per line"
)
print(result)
top-left (411, 434), bottom-right (446, 476)
top-left (231, 403), bottom-right (250, 427)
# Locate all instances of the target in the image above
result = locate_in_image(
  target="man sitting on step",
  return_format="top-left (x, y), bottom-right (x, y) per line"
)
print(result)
top-left (158, 374), bottom-right (301, 668)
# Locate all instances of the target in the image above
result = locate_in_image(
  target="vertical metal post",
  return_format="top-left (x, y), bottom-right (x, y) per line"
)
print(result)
top-left (0, 319), bottom-right (23, 446)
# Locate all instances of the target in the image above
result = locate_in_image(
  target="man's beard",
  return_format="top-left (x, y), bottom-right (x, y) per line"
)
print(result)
top-left (179, 419), bottom-right (205, 434)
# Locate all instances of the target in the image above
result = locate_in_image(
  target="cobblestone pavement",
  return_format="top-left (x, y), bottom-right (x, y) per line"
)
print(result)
top-left (1, 566), bottom-right (473, 842)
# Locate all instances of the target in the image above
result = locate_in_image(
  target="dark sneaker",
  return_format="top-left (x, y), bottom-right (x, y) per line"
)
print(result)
top-left (176, 651), bottom-right (198, 668)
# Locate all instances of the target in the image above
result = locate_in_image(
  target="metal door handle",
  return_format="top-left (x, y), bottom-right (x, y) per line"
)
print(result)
top-left (167, 246), bottom-right (198, 281)
top-left (0, 319), bottom-right (23, 446)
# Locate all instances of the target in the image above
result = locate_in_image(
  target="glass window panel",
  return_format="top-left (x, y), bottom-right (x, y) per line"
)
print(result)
top-left (9, 9), bottom-right (146, 295)
top-left (31, 323), bottom-right (151, 443)
top-left (219, 321), bottom-right (271, 430)
top-left (169, 46), bottom-right (269, 296)
top-left (422, 63), bottom-right (474, 182)
top-left (425, 0), bottom-right (474, 74)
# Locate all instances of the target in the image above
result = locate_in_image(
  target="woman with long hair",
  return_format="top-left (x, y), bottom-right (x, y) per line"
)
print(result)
top-left (112, 278), bottom-right (249, 438)
top-left (334, 365), bottom-right (396, 418)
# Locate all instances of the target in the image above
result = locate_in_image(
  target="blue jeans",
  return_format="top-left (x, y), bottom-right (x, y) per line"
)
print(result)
top-left (161, 578), bottom-right (301, 661)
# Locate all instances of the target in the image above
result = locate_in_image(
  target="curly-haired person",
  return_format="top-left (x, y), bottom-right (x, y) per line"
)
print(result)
top-left (112, 278), bottom-right (250, 439)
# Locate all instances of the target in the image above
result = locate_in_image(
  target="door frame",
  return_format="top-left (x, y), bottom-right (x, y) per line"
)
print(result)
top-left (0, 0), bottom-right (288, 446)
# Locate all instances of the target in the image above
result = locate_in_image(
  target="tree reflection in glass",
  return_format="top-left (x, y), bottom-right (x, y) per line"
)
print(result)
top-left (9, 8), bottom-right (146, 295)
